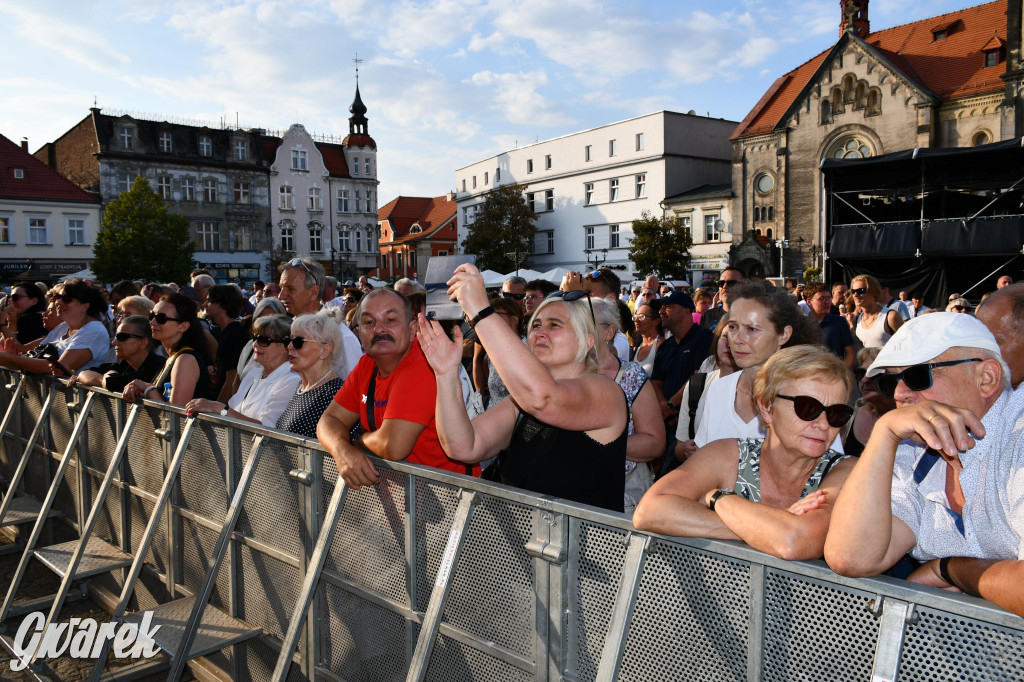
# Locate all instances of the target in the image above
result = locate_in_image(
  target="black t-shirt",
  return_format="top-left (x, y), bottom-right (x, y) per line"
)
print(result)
top-left (92, 351), bottom-right (166, 393)
top-left (213, 320), bottom-right (248, 389)
top-left (699, 305), bottom-right (727, 331)
top-left (16, 310), bottom-right (46, 345)
top-left (651, 324), bottom-right (713, 401)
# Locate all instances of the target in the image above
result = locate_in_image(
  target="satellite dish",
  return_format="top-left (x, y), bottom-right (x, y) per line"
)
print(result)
top-left (715, 218), bottom-right (731, 238)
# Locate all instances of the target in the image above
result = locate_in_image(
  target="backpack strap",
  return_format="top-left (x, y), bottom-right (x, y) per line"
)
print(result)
top-left (687, 372), bottom-right (708, 440)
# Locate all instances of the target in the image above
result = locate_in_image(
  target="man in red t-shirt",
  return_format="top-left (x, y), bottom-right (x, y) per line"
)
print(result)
top-left (318, 288), bottom-right (478, 488)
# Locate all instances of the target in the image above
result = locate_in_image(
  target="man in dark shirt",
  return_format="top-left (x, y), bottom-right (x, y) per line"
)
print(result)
top-left (203, 284), bottom-right (249, 402)
top-left (700, 266), bottom-right (744, 330)
top-left (804, 283), bottom-right (854, 367)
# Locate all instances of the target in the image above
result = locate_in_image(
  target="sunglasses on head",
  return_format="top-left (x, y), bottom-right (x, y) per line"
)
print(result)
top-left (776, 394), bottom-right (854, 428)
top-left (545, 290), bottom-right (595, 322)
top-left (501, 291), bottom-right (525, 301)
top-left (148, 311), bottom-right (181, 324)
top-left (875, 358), bottom-right (982, 398)
top-left (114, 332), bottom-right (146, 342)
top-left (286, 335), bottom-right (327, 350)
top-left (252, 334), bottom-right (288, 347)
top-left (287, 258), bottom-right (316, 280)
top-left (850, 287), bottom-right (868, 295)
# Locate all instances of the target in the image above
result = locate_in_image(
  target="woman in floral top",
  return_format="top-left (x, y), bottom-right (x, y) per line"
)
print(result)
top-left (634, 345), bottom-right (855, 560)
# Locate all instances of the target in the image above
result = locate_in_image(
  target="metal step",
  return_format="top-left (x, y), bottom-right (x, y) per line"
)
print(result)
top-left (33, 537), bottom-right (133, 579)
top-left (123, 597), bottom-right (261, 660)
top-left (0, 496), bottom-right (58, 526)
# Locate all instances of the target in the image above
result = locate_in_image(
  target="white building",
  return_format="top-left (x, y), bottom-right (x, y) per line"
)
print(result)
top-left (454, 111), bottom-right (736, 277)
top-left (661, 183), bottom-right (736, 287)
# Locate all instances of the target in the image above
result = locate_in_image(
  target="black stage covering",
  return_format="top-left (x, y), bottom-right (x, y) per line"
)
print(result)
top-left (823, 138), bottom-right (1024, 307)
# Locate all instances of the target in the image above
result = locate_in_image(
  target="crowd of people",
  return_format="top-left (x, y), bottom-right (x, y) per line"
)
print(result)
top-left (1, 259), bottom-right (1021, 619)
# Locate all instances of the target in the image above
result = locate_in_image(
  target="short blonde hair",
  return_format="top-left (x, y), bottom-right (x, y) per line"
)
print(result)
top-left (752, 345), bottom-right (853, 412)
top-left (851, 274), bottom-right (882, 301)
top-left (118, 295), bottom-right (155, 317)
top-left (528, 293), bottom-right (599, 374)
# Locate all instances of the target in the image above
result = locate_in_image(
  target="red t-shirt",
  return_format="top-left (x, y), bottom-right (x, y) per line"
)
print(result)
top-left (334, 338), bottom-right (479, 477)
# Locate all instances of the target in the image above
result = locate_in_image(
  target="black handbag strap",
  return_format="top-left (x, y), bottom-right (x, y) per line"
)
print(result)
top-left (366, 367), bottom-right (379, 432)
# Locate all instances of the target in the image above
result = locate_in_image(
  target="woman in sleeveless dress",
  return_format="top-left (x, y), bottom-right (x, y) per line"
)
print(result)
top-left (634, 346), bottom-right (855, 560)
top-left (848, 274), bottom-right (902, 349)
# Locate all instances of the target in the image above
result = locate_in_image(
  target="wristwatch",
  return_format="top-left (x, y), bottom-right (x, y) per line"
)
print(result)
top-left (219, 405), bottom-right (229, 417)
top-left (666, 400), bottom-right (679, 411)
top-left (708, 488), bottom-right (737, 511)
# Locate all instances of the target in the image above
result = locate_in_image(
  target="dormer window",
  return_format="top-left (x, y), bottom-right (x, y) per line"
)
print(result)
top-left (982, 35), bottom-right (1005, 68)
top-left (410, 224), bottom-right (423, 234)
top-left (931, 19), bottom-right (961, 42)
top-left (933, 30), bottom-right (947, 42)
top-left (120, 127), bottom-right (134, 151)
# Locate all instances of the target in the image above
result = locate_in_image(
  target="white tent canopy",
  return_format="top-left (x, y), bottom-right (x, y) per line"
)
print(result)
top-left (58, 269), bottom-right (96, 282)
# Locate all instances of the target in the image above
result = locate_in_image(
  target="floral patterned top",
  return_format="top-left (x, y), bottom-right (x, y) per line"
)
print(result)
top-left (733, 437), bottom-right (846, 502)
top-left (615, 360), bottom-right (648, 473)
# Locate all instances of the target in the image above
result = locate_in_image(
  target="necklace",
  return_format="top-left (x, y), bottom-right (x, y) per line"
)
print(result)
top-left (299, 367), bottom-right (334, 394)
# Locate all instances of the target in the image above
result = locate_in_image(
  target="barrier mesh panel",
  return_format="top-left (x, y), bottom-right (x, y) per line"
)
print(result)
top-left (128, 494), bottom-right (167, 574)
top-left (324, 466), bottom-right (409, 604)
top-left (236, 439), bottom-right (302, 560)
top-left (53, 459), bottom-right (80, 526)
top-left (237, 541), bottom-right (300, 640)
top-left (88, 471), bottom-right (122, 548)
top-left (179, 516), bottom-right (231, 609)
top-left (618, 540), bottom-right (750, 682)
top-left (320, 580), bottom-right (407, 681)
top-left (178, 420), bottom-right (230, 523)
top-left (123, 406), bottom-right (165, 495)
top-left (415, 480), bottom-right (460, 612)
top-left (48, 384), bottom-right (77, 456)
top-left (568, 520), bottom-right (629, 681)
top-left (898, 606), bottom-right (1024, 681)
top-left (84, 394), bottom-right (120, 474)
top-left (763, 569), bottom-right (877, 682)
top-left (442, 495), bottom-right (535, 659)
top-left (233, 634), bottom-right (308, 682)
top-left (424, 634), bottom-right (534, 682)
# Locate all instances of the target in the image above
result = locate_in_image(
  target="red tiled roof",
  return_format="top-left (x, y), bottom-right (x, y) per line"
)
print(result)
top-left (342, 133), bottom-right (376, 150)
top-left (378, 195), bottom-right (457, 245)
top-left (316, 143), bottom-right (351, 176)
top-left (733, 1), bottom-right (1008, 140)
top-left (0, 133), bottom-right (99, 203)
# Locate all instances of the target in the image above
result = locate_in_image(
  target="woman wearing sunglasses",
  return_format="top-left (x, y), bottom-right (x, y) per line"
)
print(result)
top-left (1, 282), bottom-right (47, 346)
top-left (846, 274), bottom-right (904, 349)
top-left (235, 296), bottom-right (288, 384)
top-left (632, 301), bottom-right (663, 377)
top-left (634, 345), bottom-right (855, 560)
top-left (185, 315), bottom-right (300, 426)
top-left (275, 310), bottom-right (345, 438)
top-left (418, 263), bottom-right (628, 512)
top-left (122, 293), bottom-right (212, 405)
top-left (69, 315), bottom-right (164, 392)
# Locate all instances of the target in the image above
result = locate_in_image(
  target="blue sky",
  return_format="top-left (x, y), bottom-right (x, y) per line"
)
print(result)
top-left (0, 0), bottom-right (970, 204)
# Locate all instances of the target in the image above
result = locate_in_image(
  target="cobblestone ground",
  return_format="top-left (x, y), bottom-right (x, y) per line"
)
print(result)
top-left (0, 533), bottom-right (181, 681)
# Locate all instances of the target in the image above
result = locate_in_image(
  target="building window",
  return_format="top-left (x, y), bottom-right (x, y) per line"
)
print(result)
top-left (116, 173), bottom-right (132, 194)
top-left (27, 217), bottom-right (48, 244)
top-left (353, 157), bottom-right (360, 175)
top-left (235, 140), bottom-right (248, 160)
top-left (484, 171), bottom-right (489, 185)
top-left (461, 179), bottom-right (466, 192)
top-left (545, 189), bottom-right (554, 212)
top-left (609, 224), bottom-right (620, 248)
top-left (585, 145), bottom-right (592, 162)
top-left (181, 177), bottom-right (195, 200)
top-left (199, 135), bottom-right (212, 157)
top-left (66, 217), bottom-right (86, 245)
top-left (235, 224), bottom-right (253, 251)
top-left (381, 254), bottom-right (388, 271)
top-left (365, 158), bottom-right (371, 175)
top-left (585, 226), bottom-right (595, 250)
top-left (609, 139), bottom-right (616, 156)
top-left (527, 159), bottom-right (534, 173)
top-left (755, 173), bottom-right (774, 193)
top-left (340, 230), bottom-right (351, 252)
top-left (495, 168), bottom-right (500, 183)
top-left (368, 191), bottom-right (375, 212)
top-left (309, 227), bottom-right (323, 252)
top-left (410, 250), bottom-right (417, 269)
top-left (202, 178), bottom-right (217, 202)
top-left (308, 187), bottom-right (322, 211)
top-left (584, 183), bottom-right (594, 206)
top-left (196, 222), bottom-right (220, 251)
top-left (820, 100), bottom-right (832, 125)
top-left (355, 230), bottom-right (364, 252)
top-left (281, 226), bottom-right (294, 252)
top-left (472, 176), bottom-right (477, 189)
top-left (972, 130), bottom-right (992, 147)
top-left (985, 50), bottom-right (999, 67)
top-left (438, 250), bottom-right (448, 257)
top-left (291, 149), bottom-right (307, 171)
top-left (337, 189), bottom-right (349, 212)
top-left (545, 154), bottom-right (552, 170)
top-left (635, 174), bottom-right (646, 199)
top-left (829, 137), bottom-right (874, 159)
top-left (526, 192), bottom-right (535, 213)
top-left (354, 190), bottom-right (361, 213)
top-left (609, 178), bottom-right (619, 202)
top-left (0, 216), bottom-right (10, 243)
top-left (280, 185), bottom-right (294, 210)
top-left (120, 127), bottom-right (134, 150)
top-left (768, 206), bottom-right (774, 220)
top-left (635, 133), bottom-right (644, 151)
top-left (157, 176), bottom-right (172, 200)
top-left (866, 88), bottom-right (881, 116)
top-left (705, 215), bottom-right (720, 242)
top-left (12, 169), bottom-right (23, 179)
top-left (396, 251), bottom-right (403, 269)
top-left (233, 181), bottom-right (250, 204)
top-left (680, 216), bottom-right (692, 241)
top-left (158, 132), bottom-right (172, 152)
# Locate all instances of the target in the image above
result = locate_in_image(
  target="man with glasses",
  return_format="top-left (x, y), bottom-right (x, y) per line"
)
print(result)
top-left (803, 283), bottom-right (853, 366)
top-left (700, 266), bottom-right (744, 331)
top-left (501, 275), bottom-right (527, 302)
top-left (523, 279), bottom-right (557, 315)
top-left (826, 313), bottom-right (1024, 618)
top-left (278, 256), bottom-right (362, 379)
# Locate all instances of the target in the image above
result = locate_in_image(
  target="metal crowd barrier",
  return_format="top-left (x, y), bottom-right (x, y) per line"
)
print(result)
top-left (0, 371), bottom-right (1022, 681)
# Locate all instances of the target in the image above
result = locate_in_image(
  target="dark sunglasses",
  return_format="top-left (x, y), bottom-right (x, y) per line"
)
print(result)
top-left (951, 305), bottom-right (967, 312)
top-left (253, 334), bottom-right (288, 347)
top-left (9, 293), bottom-right (28, 302)
top-left (148, 311), bottom-right (182, 324)
top-left (501, 291), bottom-right (525, 301)
top-left (286, 335), bottom-right (327, 350)
top-left (717, 280), bottom-right (740, 288)
top-left (59, 294), bottom-right (76, 304)
top-left (114, 332), bottom-right (146, 342)
top-left (875, 358), bottom-right (983, 398)
top-left (545, 290), bottom-right (595, 322)
top-left (852, 367), bottom-right (867, 381)
top-left (776, 394), bottom-right (854, 428)
top-left (850, 287), bottom-right (868, 295)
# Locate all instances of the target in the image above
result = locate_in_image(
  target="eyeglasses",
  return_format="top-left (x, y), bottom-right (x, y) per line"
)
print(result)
top-left (776, 394), bottom-right (854, 428)
top-left (114, 332), bottom-right (146, 342)
top-left (850, 287), bottom-right (868, 296)
top-left (545, 290), bottom-right (595, 322)
top-left (148, 311), bottom-right (182, 324)
top-left (501, 291), bottom-right (525, 301)
top-left (253, 334), bottom-right (288, 347)
top-left (875, 358), bottom-right (983, 398)
top-left (717, 280), bottom-right (740, 288)
top-left (9, 293), bottom-right (27, 302)
top-left (951, 305), bottom-right (967, 312)
top-left (633, 314), bottom-right (650, 321)
top-left (59, 294), bottom-right (76, 304)
top-left (286, 335), bottom-right (328, 350)
top-left (342, 296), bottom-right (356, 304)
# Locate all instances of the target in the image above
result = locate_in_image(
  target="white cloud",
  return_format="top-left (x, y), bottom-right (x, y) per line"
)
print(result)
top-left (468, 70), bottom-right (574, 127)
top-left (0, 5), bottom-right (131, 75)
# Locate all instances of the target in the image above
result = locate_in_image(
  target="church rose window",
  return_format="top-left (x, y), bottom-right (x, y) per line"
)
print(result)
top-left (756, 173), bottom-right (774, 193)
top-left (831, 138), bottom-right (873, 159)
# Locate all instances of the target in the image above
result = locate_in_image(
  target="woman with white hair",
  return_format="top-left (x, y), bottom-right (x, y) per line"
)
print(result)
top-left (275, 309), bottom-right (345, 438)
top-left (417, 264), bottom-right (628, 511)
top-left (945, 297), bottom-right (972, 314)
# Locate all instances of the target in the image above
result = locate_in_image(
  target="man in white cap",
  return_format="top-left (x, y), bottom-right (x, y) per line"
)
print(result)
top-left (825, 313), bottom-right (1024, 618)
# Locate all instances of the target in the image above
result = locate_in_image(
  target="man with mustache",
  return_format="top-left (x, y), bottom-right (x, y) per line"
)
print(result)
top-left (318, 288), bottom-right (479, 489)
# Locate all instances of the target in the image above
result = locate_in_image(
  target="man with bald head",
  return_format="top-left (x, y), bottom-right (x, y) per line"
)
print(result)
top-left (975, 282), bottom-right (1024, 389)
top-left (997, 274), bottom-right (1013, 289)
top-left (826, 313), bottom-right (1024, 618)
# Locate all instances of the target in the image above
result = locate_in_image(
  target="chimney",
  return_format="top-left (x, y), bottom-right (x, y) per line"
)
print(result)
top-left (20, 139), bottom-right (28, 152)
top-left (839, 0), bottom-right (870, 38)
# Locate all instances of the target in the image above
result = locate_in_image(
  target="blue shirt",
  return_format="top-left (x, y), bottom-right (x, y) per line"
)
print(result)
top-left (817, 313), bottom-right (853, 360)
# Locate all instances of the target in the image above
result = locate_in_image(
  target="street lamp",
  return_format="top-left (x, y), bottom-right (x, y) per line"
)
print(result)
top-left (774, 239), bottom-right (789, 279)
top-left (505, 246), bottom-right (527, 275)
top-left (584, 248), bottom-right (608, 270)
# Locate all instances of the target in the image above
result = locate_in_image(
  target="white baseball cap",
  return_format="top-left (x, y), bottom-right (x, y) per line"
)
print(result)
top-left (865, 312), bottom-right (1002, 378)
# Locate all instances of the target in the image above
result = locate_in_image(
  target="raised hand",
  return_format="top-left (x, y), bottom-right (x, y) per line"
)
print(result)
top-left (447, 264), bottom-right (489, 318)
top-left (877, 399), bottom-right (985, 459)
top-left (416, 313), bottom-right (463, 376)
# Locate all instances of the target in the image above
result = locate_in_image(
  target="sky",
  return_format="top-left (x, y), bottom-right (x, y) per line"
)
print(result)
top-left (0, 0), bottom-right (973, 205)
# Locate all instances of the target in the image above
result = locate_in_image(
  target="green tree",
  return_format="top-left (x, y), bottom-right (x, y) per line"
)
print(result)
top-left (460, 183), bottom-right (537, 272)
top-left (627, 210), bottom-right (693, 279)
top-left (92, 176), bottom-right (195, 283)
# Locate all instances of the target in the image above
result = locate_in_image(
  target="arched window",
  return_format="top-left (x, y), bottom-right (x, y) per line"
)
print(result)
top-left (766, 228), bottom-right (774, 239)
top-left (755, 228), bottom-right (762, 236)
top-left (972, 130), bottom-right (992, 147)
top-left (829, 136), bottom-right (874, 159)
top-left (867, 89), bottom-right (881, 115)
top-left (831, 87), bottom-right (844, 114)
top-left (843, 75), bottom-right (856, 103)
top-left (767, 206), bottom-right (775, 220)
top-left (820, 100), bottom-right (832, 125)
top-left (855, 82), bottom-right (867, 109)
